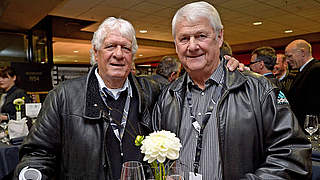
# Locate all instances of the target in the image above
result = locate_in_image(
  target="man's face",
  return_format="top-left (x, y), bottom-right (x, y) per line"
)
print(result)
top-left (249, 54), bottom-right (261, 73)
top-left (174, 17), bottom-right (223, 74)
top-left (285, 44), bottom-right (304, 69)
top-left (94, 31), bottom-right (133, 85)
top-left (0, 75), bottom-right (15, 92)
top-left (273, 55), bottom-right (287, 76)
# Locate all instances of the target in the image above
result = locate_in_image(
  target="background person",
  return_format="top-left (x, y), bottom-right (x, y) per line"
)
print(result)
top-left (147, 56), bottom-right (181, 89)
top-left (273, 53), bottom-right (296, 94)
top-left (285, 39), bottom-right (320, 129)
top-left (153, 2), bottom-right (311, 179)
top-left (0, 66), bottom-right (30, 122)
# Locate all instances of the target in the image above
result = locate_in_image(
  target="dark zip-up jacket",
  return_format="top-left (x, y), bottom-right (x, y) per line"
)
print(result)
top-left (153, 62), bottom-right (311, 180)
top-left (14, 65), bottom-right (160, 180)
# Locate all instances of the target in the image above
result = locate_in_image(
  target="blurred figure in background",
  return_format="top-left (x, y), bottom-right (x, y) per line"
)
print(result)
top-left (147, 56), bottom-right (181, 89)
top-left (249, 46), bottom-right (284, 91)
top-left (131, 61), bottom-right (137, 76)
top-left (285, 39), bottom-right (320, 128)
top-left (220, 40), bottom-right (232, 56)
top-left (273, 53), bottom-right (296, 94)
top-left (0, 66), bottom-right (30, 122)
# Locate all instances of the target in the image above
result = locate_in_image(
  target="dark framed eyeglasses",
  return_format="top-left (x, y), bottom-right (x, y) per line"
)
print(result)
top-left (248, 60), bottom-right (261, 66)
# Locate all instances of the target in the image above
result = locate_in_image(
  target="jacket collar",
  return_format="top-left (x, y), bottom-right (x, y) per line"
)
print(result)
top-left (83, 64), bottom-right (147, 119)
top-left (169, 59), bottom-right (247, 93)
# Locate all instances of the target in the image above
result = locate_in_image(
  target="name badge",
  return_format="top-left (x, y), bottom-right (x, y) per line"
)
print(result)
top-left (192, 121), bottom-right (201, 134)
top-left (189, 172), bottom-right (202, 180)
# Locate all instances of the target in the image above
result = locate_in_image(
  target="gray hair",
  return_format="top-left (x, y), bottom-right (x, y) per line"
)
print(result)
top-left (172, 1), bottom-right (223, 39)
top-left (156, 56), bottom-right (180, 78)
top-left (90, 17), bottom-right (138, 65)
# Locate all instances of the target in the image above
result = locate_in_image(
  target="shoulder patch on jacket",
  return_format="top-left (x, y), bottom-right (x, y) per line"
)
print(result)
top-left (277, 91), bottom-right (289, 105)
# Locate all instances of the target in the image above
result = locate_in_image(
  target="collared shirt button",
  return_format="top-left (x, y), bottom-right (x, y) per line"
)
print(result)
top-left (197, 112), bottom-right (202, 116)
top-left (201, 92), bottom-right (205, 96)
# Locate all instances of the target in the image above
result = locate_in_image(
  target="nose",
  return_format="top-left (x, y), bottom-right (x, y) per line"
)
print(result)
top-left (188, 37), bottom-right (199, 51)
top-left (113, 45), bottom-right (124, 59)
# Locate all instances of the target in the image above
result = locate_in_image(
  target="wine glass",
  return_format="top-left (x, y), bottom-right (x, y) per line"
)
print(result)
top-left (165, 161), bottom-right (184, 179)
top-left (304, 115), bottom-right (319, 141)
top-left (121, 161), bottom-right (145, 180)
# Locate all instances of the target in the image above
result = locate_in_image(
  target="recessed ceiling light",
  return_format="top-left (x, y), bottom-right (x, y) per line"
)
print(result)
top-left (139, 30), bottom-right (148, 33)
top-left (138, 54), bottom-right (143, 57)
top-left (253, 21), bottom-right (262, 26)
top-left (284, 29), bottom-right (293, 33)
top-left (73, 50), bottom-right (79, 53)
top-left (74, 60), bottom-right (78, 62)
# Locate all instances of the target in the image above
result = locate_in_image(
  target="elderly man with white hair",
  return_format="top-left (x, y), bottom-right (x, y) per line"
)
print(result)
top-left (13, 17), bottom-right (162, 180)
top-left (153, 1), bottom-right (311, 180)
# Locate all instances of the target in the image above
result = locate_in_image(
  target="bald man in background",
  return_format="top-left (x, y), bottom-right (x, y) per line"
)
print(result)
top-left (285, 39), bottom-right (320, 128)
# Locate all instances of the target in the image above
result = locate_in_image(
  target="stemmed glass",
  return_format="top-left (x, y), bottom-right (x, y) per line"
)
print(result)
top-left (304, 115), bottom-right (319, 142)
top-left (121, 161), bottom-right (145, 180)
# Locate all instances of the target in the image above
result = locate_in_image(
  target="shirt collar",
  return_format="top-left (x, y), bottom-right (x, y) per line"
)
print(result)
top-left (187, 61), bottom-right (224, 90)
top-left (95, 68), bottom-right (132, 100)
top-left (263, 72), bottom-right (273, 76)
top-left (299, 58), bottom-right (313, 72)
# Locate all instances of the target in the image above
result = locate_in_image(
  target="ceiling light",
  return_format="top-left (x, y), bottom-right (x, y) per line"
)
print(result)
top-left (73, 50), bottom-right (79, 53)
top-left (139, 30), bottom-right (148, 33)
top-left (139, 54), bottom-right (143, 57)
top-left (253, 21), bottom-right (262, 26)
top-left (74, 60), bottom-right (78, 62)
top-left (284, 29), bottom-right (293, 33)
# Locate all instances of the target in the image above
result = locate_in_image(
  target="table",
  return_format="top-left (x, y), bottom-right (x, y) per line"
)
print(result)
top-left (0, 143), bottom-right (19, 179)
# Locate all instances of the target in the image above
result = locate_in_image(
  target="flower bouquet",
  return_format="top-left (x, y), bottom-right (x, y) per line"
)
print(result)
top-left (135, 130), bottom-right (182, 180)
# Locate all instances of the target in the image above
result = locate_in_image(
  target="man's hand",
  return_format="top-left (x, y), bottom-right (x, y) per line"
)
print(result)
top-left (225, 55), bottom-right (250, 72)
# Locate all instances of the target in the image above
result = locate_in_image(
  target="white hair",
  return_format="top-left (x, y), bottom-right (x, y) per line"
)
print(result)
top-left (172, 1), bottom-right (223, 40)
top-left (90, 17), bottom-right (138, 65)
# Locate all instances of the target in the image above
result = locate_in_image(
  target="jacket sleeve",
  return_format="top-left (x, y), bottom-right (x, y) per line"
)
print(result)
top-left (244, 88), bottom-right (312, 179)
top-left (13, 88), bottom-right (62, 179)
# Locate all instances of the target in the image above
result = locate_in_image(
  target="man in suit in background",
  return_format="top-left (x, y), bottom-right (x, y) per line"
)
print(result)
top-left (285, 39), bottom-right (320, 128)
top-left (273, 53), bottom-right (296, 94)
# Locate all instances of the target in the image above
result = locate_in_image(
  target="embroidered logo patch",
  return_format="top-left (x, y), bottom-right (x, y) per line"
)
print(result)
top-left (277, 91), bottom-right (289, 105)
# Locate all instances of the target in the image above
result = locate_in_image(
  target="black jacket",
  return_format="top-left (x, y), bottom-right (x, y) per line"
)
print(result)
top-left (287, 58), bottom-right (320, 128)
top-left (14, 65), bottom-right (160, 180)
top-left (153, 62), bottom-right (311, 179)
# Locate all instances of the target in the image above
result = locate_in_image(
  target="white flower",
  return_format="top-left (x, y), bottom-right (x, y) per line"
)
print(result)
top-left (140, 130), bottom-right (182, 163)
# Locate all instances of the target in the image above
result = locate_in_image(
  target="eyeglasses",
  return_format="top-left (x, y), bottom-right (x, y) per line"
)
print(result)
top-left (248, 60), bottom-right (261, 66)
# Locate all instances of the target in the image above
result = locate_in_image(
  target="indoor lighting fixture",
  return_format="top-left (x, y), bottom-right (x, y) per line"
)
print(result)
top-left (139, 30), bottom-right (148, 33)
top-left (253, 21), bottom-right (262, 26)
top-left (284, 29), bottom-right (293, 33)
top-left (73, 50), bottom-right (79, 53)
top-left (74, 60), bottom-right (78, 62)
top-left (139, 54), bottom-right (143, 57)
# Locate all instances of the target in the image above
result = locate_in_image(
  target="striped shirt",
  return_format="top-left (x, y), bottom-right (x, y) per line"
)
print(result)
top-left (179, 62), bottom-right (225, 180)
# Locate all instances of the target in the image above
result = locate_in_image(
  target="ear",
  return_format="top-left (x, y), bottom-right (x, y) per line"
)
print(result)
top-left (218, 29), bottom-right (224, 48)
top-left (259, 61), bottom-right (265, 69)
top-left (13, 75), bottom-right (16, 81)
top-left (93, 46), bottom-right (99, 62)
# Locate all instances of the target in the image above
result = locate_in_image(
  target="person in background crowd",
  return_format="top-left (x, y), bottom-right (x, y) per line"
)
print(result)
top-left (147, 56), bottom-right (181, 89)
top-left (220, 40), bottom-right (232, 56)
top-left (131, 61), bottom-right (137, 75)
top-left (153, 1), bottom-right (311, 179)
top-left (273, 53), bottom-right (296, 94)
top-left (285, 39), bottom-right (320, 129)
top-left (0, 66), bottom-right (30, 122)
top-left (249, 46), bottom-right (284, 91)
